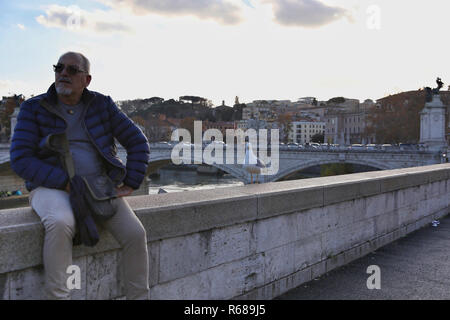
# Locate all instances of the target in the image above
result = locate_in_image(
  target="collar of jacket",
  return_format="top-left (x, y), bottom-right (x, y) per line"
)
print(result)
top-left (42, 82), bottom-right (96, 108)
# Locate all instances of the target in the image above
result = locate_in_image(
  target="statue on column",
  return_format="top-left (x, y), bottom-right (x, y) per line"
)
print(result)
top-left (425, 77), bottom-right (444, 102)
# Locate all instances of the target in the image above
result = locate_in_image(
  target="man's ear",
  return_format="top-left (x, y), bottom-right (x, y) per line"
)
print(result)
top-left (85, 74), bottom-right (92, 87)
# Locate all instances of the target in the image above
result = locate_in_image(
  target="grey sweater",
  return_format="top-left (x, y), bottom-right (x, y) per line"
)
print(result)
top-left (57, 100), bottom-right (106, 176)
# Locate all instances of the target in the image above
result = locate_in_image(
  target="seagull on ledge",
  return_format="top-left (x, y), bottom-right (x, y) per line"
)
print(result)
top-left (243, 141), bottom-right (269, 184)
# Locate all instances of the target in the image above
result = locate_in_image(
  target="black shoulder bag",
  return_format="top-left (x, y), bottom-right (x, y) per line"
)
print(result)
top-left (57, 133), bottom-right (119, 221)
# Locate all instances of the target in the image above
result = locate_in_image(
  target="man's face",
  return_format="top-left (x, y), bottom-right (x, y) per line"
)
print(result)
top-left (54, 54), bottom-right (91, 97)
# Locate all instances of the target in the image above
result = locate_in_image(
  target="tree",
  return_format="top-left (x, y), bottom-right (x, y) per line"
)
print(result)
top-left (321, 163), bottom-right (354, 177)
top-left (276, 113), bottom-right (293, 143)
top-left (365, 90), bottom-right (425, 144)
top-left (179, 117), bottom-right (196, 142)
top-left (148, 97), bottom-right (164, 104)
top-left (327, 97), bottom-right (346, 104)
top-left (311, 133), bottom-right (324, 143)
top-left (179, 96), bottom-right (208, 107)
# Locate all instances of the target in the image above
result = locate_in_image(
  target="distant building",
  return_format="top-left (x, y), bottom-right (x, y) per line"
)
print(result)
top-left (0, 95), bottom-right (25, 142)
top-left (289, 120), bottom-right (325, 144)
top-left (202, 120), bottom-right (235, 140)
top-left (234, 120), bottom-right (248, 130)
top-left (324, 100), bottom-right (375, 145)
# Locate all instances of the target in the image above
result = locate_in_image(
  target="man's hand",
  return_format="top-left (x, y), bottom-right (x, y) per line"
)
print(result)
top-left (116, 185), bottom-right (133, 197)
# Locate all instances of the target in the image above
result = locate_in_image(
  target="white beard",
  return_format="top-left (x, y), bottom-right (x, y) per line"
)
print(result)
top-left (56, 84), bottom-right (73, 96)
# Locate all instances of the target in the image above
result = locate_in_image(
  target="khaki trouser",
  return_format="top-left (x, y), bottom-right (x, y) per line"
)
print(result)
top-left (30, 187), bottom-right (150, 300)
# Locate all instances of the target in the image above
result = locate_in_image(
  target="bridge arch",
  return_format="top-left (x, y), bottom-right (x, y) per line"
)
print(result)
top-left (268, 159), bottom-right (393, 183)
top-left (147, 157), bottom-right (248, 183)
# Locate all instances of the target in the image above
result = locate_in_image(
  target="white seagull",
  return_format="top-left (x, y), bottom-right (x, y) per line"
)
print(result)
top-left (243, 141), bottom-right (269, 184)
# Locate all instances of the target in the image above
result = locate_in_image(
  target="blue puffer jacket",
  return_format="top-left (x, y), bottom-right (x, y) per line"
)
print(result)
top-left (10, 83), bottom-right (150, 192)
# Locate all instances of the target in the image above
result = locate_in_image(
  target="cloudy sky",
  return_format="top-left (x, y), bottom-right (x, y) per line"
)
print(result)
top-left (1, 0), bottom-right (449, 106)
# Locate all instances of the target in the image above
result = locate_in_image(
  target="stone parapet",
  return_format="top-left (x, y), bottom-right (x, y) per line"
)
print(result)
top-left (0, 164), bottom-right (449, 299)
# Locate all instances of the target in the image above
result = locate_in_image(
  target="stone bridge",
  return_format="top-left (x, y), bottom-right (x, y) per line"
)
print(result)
top-left (1, 143), bottom-right (445, 184)
top-left (128, 143), bottom-right (444, 184)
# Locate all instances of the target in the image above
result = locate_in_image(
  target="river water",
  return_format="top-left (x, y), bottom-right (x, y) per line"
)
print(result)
top-left (146, 167), bottom-right (245, 194)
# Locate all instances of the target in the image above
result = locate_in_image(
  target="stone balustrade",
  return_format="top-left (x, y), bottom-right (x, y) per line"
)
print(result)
top-left (0, 164), bottom-right (449, 299)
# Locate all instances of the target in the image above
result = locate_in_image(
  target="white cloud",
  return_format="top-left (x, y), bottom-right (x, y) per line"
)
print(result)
top-left (262, 0), bottom-right (351, 28)
top-left (36, 4), bottom-right (132, 34)
top-left (96, 0), bottom-right (244, 25)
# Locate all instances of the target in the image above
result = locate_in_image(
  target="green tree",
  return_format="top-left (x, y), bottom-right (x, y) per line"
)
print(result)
top-left (321, 163), bottom-right (354, 177)
top-left (311, 133), bottom-right (324, 143)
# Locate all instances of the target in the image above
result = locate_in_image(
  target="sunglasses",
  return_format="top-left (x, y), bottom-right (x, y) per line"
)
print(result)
top-left (53, 63), bottom-right (87, 75)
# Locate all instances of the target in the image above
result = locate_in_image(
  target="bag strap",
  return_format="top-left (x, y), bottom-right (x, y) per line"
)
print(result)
top-left (58, 133), bottom-right (76, 179)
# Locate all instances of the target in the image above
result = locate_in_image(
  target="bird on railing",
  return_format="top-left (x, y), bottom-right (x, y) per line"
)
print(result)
top-left (243, 141), bottom-right (269, 184)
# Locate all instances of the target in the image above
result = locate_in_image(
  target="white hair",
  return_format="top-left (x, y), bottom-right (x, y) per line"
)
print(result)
top-left (58, 51), bottom-right (90, 74)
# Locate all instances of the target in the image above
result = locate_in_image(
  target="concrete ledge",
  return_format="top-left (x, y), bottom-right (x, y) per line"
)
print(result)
top-left (0, 163), bottom-right (449, 299)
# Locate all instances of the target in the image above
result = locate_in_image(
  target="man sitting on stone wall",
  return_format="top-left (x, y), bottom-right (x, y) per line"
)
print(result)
top-left (9, 52), bottom-right (150, 300)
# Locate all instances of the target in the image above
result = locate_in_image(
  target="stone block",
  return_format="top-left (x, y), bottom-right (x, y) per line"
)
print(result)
top-left (70, 256), bottom-right (87, 300)
top-left (321, 224), bottom-right (354, 258)
top-left (159, 223), bottom-right (256, 284)
top-left (263, 243), bottom-right (295, 284)
top-left (311, 260), bottom-right (326, 280)
top-left (0, 223), bottom-right (44, 274)
top-left (9, 265), bottom-right (45, 299)
top-left (209, 254), bottom-right (265, 299)
top-left (207, 222), bottom-right (255, 267)
top-left (321, 219), bottom-right (375, 259)
top-left (293, 235), bottom-right (322, 271)
top-left (159, 232), bottom-right (209, 283)
top-left (324, 199), bottom-right (364, 226)
top-left (429, 181), bottom-right (442, 197)
top-left (376, 230), bottom-right (395, 248)
top-left (325, 251), bottom-right (346, 273)
top-left (374, 211), bottom-right (399, 235)
top-left (136, 196), bottom-right (258, 242)
top-left (296, 207), bottom-right (327, 240)
top-left (364, 194), bottom-right (388, 219)
top-left (348, 198), bottom-right (367, 223)
top-left (0, 273), bottom-right (9, 300)
top-left (427, 168), bottom-right (449, 183)
top-left (324, 179), bottom-right (380, 205)
top-left (257, 187), bottom-right (323, 219)
top-left (402, 172), bottom-right (430, 189)
top-left (351, 219), bottom-right (376, 247)
top-left (151, 254), bottom-right (265, 300)
top-left (236, 266), bottom-right (311, 300)
top-left (289, 267), bottom-right (312, 291)
top-left (86, 250), bottom-right (122, 300)
top-left (398, 204), bottom-right (419, 226)
top-left (255, 214), bottom-right (297, 253)
top-left (150, 269), bottom-right (210, 300)
top-left (343, 246), bottom-right (360, 265)
top-left (378, 174), bottom-right (406, 193)
top-left (148, 240), bottom-right (160, 287)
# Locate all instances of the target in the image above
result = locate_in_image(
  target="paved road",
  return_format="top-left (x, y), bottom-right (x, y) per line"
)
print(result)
top-left (276, 214), bottom-right (450, 300)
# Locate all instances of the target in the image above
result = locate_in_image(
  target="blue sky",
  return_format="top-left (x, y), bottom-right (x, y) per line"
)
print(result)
top-left (1, 0), bottom-right (450, 105)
